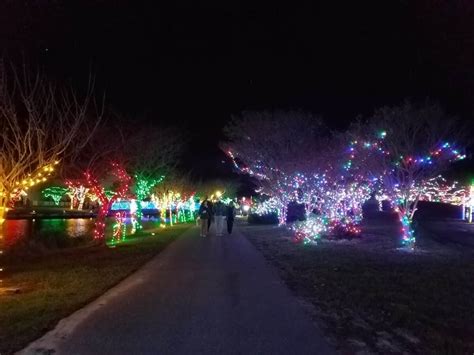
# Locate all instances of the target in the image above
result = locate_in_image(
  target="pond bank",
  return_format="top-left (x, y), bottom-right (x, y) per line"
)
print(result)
top-left (0, 223), bottom-right (192, 355)
top-left (6, 207), bottom-right (95, 220)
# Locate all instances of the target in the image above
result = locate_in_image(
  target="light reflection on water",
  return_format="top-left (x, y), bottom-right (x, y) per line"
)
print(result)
top-left (0, 217), bottom-right (163, 249)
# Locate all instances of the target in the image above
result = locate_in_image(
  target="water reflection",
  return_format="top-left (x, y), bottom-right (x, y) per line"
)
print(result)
top-left (0, 217), bottom-right (163, 250)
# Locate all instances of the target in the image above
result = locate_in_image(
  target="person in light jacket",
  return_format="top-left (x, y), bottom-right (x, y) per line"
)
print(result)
top-left (213, 200), bottom-right (226, 236)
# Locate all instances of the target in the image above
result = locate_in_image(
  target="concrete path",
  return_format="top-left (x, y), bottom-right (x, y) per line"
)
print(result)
top-left (20, 223), bottom-right (333, 355)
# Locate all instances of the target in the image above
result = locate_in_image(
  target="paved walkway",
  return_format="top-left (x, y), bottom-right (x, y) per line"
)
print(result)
top-left (20, 223), bottom-right (333, 355)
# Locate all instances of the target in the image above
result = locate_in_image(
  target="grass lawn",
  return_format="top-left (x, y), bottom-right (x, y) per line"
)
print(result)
top-left (0, 223), bottom-right (192, 354)
top-left (241, 222), bottom-right (474, 354)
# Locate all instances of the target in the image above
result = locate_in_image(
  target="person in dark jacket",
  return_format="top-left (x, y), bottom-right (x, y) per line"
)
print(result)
top-left (198, 200), bottom-right (211, 237)
top-left (207, 199), bottom-right (214, 230)
top-left (226, 202), bottom-right (236, 234)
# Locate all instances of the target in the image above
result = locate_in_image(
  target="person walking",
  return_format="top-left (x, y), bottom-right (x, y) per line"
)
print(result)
top-left (214, 199), bottom-right (226, 236)
top-left (198, 200), bottom-right (210, 237)
top-left (226, 201), bottom-right (236, 234)
top-left (207, 199), bottom-right (214, 231)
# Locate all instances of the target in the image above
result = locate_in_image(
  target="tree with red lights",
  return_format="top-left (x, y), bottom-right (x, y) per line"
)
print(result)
top-left (85, 163), bottom-right (131, 240)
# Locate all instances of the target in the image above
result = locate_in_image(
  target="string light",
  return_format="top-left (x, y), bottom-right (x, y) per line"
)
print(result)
top-left (229, 127), bottom-right (465, 248)
top-left (85, 163), bottom-right (131, 240)
top-left (133, 175), bottom-right (165, 230)
top-left (344, 133), bottom-right (466, 248)
top-left (42, 186), bottom-right (69, 206)
top-left (4, 161), bottom-right (59, 208)
top-left (111, 211), bottom-right (127, 244)
top-left (65, 181), bottom-right (90, 210)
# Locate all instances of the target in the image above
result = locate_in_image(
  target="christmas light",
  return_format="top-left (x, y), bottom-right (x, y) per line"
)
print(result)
top-left (42, 186), bottom-right (69, 205)
top-left (5, 162), bottom-right (58, 208)
top-left (65, 181), bottom-right (90, 210)
top-left (111, 211), bottom-right (127, 244)
top-left (132, 175), bottom-right (165, 230)
top-left (252, 197), bottom-right (281, 216)
top-left (344, 132), bottom-right (466, 249)
top-left (227, 124), bottom-right (465, 248)
top-left (85, 163), bottom-right (131, 240)
top-left (292, 216), bottom-right (329, 244)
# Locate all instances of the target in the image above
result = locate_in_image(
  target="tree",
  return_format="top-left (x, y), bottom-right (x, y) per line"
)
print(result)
top-left (0, 61), bottom-right (102, 222)
top-left (58, 110), bottom-right (128, 211)
top-left (350, 101), bottom-right (466, 248)
top-left (151, 173), bottom-right (197, 225)
top-left (222, 109), bottom-right (328, 223)
top-left (85, 163), bottom-right (131, 240)
top-left (42, 186), bottom-right (69, 206)
top-left (125, 124), bottom-right (184, 228)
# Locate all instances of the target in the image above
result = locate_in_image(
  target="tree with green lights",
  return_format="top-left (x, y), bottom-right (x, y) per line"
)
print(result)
top-left (42, 186), bottom-right (69, 206)
top-left (132, 174), bottom-right (165, 229)
top-left (125, 124), bottom-right (184, 228)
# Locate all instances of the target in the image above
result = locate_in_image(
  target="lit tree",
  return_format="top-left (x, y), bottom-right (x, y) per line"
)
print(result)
top-left (0, 61), bottom-right (102, 223)
top-left (59, 111), bottom-right (128, 211)
top-left (126, 125), bottom-right (184, 228)
top-left (65, 180), bottom-right (89, 210)
top-left (413, 176), bottom-right (465, 205)
top-left (85, 163), bottom-right (131, 240)
top-left (222, 109), bottom-right (328, 223)
top-left (350, 101), bottom-right (466, 248)
top-left (42, 186), bottom-right (69, 206)
top-left (153, 174), bottom-right (197, 225)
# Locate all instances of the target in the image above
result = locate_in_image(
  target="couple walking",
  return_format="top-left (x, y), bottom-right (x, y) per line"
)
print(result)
top-left (198, 199), bottom-right (236, 237)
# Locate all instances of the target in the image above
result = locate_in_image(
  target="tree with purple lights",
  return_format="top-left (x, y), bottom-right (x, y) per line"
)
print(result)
top-left (222, 110), bottom-right (328, 224)
top-left (349, 101), bottom-right (466, 248)
top-left (223, 103), bottom-right (466, 247)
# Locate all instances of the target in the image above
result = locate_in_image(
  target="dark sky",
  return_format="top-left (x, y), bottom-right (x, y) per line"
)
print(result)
top-left (1, 1), bottom-right (474, 179)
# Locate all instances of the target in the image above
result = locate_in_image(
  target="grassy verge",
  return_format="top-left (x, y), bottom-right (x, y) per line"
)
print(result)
top-left (0, 223), bottom-right (192, 354)
top-left (241, 223), bottom-right (474, 354)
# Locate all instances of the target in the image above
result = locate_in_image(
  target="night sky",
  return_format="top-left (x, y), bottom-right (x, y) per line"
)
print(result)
top-left (1, 1), bottom-right (474, 179)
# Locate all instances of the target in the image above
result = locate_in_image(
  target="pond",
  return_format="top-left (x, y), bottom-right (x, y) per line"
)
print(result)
top-left (0, 217), bottom-right (165, 250)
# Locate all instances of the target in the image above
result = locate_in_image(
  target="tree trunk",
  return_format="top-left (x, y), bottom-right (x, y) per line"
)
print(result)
top-left (0, 192), bottom-right (11, 224)
top-left (76, 187), bottom-right (89, 210)
top-left (397, 204), bottom-right (415, 249)
top-left (93, 202), bottom-right (110, 240)
top-left (134, 201), bottom-right (143, 230)
top-left (68, 194), bottom-right (75, 210)
top-left (0, 206), bottom-right (7, 225)
top-left (78, 196), bottom-right (85, 210)
top-left (409, 194), bottom-right (420, 220)
top-left (279, 205), bottom-right (287, 225)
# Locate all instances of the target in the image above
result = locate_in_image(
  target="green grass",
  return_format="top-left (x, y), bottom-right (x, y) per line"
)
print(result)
top-left (242, 224), bottom-right (474, 354)
top-left (0, 223), bottom-right (192, 354)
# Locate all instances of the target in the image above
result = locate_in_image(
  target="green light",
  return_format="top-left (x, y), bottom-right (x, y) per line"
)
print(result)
top-left (133, 175), bottom-right (166, 230)
top-left (134, 175), bottom-right (165, 201)
top-left (42, 186), bottom-right (69, 205)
